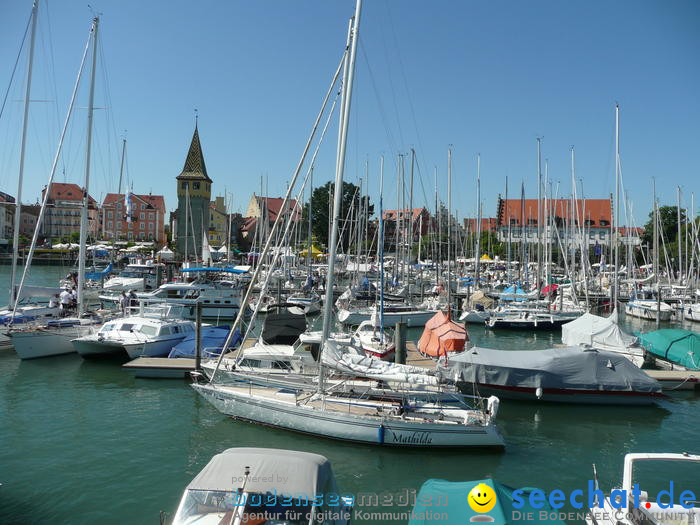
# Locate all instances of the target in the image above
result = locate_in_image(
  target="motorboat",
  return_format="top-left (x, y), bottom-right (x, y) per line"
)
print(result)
top-left (10, 316), bottom-right (102, 359)
top-left (72, 305), bottom-right (195, 358)
top-left (586, 452), bottom-right (700, 525)
top-left (562, 312), bottom-right (645, 367)
top-left (170, 447), bottom-right (353, 525)
top-left (135, 280), bottom-right (243, 320)
top-left (683, 303), bottom-right (700, 322)
top-left (410, 478), bottom-right (566, 524)
top-left (441, 346), bottom-right (665, 405)
top-left (101, 262), bottom-right (164, 292)
top-left (286, 292), bottom-right (321, 315)
top-left (637, 329), bottom-right (700, 371)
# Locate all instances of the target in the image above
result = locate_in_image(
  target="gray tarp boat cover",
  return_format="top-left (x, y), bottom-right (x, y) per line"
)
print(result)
top-left (186, 448), bottom-right (335, 496)
top-left (561, 312), bottom-right (637, 350)
top-left (440, 346), bottom-right (661, 393)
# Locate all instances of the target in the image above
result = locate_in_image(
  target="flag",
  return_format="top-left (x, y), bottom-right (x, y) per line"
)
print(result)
top-left (125, 192), bottom-right (132, 223)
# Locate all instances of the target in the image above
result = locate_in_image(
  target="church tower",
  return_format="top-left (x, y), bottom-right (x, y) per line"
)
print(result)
top-left (176, 125), bottom-right (212, 258)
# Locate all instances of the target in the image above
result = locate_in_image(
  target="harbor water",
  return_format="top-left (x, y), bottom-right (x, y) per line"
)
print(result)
top-left (0, 266), bottom-right (698, 524)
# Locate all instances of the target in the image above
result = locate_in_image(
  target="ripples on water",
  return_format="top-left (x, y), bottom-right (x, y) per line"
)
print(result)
top-left (0, 267), bottom-right (697, 524)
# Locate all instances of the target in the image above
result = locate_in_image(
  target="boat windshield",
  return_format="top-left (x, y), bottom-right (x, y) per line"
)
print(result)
top-left (172, 489), bottom-right (313, 525)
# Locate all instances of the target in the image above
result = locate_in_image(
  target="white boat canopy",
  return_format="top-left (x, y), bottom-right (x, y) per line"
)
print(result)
top-left (186, 448), bottom-right (335, 495)
top-left (561, 312), bottom-right (637, 350)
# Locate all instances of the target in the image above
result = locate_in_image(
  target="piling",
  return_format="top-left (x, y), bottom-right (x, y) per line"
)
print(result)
top-left (394, 321), bottom-right (407, 365)
top-left (195, 302), bottom-right (202, 372)
top-left (156, 265), bottom-right (163, 288)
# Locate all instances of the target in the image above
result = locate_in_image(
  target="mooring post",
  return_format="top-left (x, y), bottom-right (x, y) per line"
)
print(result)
top-left (394, 321), bottom-right (407, 365)
top-left (195, 302), bottom-right (202, 373)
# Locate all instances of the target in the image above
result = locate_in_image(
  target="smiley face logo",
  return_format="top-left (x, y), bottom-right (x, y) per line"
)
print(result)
top-left (468, 483), bottom-right (497, 514)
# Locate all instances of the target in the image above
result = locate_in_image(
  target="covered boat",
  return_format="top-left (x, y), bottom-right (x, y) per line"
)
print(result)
top-left (440, 346), bottom-right (664, 405)
top-left (418, 309), bottom-right (468, 359)
top-left (261, 305), bottom-right (306, 345)
top-left (409, 478), bottom-right (565, 524)
top-left (637, 329), bottom-right (700, 370)
top-left (561, 312), bottom-right (644, 367)
top-left (171, 447), bottom-right (352, 524)
top-left (167, 326), bottom-right (240, 359)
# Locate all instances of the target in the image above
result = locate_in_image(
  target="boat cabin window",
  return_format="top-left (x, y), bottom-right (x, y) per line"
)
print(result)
top-left (100, 323), bottom-right (116, 332)
top-left (167, 289), bottom-right (183, 298)
top-left (119, 323), bottom-right (135, 332)
top-left (172, 489), bottom-right (312, 525)
top-left (140, 325), bottom-right (158, 336)
top-left (158, 326), bottom-right (172, 336)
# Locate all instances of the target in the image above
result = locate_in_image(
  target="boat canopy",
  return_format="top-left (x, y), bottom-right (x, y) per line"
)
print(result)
top-left (440, 346), bottom-right (662, 393)
top-left (418, 310), bottom-right (468, 358)
top-left (409, 478), bottom-right (566, 524)
top-left (85, 263), bottom-right (113, 281)
top-left (180, 266), bottom-right (248, 274)
top-left (186, 447), bottom-right (335, 496)
top-left (16, 285), bottom-right (62, 300)
top-left (562, 312), bottom-right (637, 350)
top-left (637, 329), bottom-right (700, 370)
top-left (168, 326), bottom-right (238, 358)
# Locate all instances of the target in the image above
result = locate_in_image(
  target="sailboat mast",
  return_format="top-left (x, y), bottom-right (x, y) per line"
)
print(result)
top-left (379, 156), bottom-right (385, 340)
top-left (77, 16), bottom-right (99, 317)
top-left (506, 176), bottom-right (511, 283)
top-left (536, 137), bottom-right (542, 290)
top-left (10, 0), bottom-right (39, 308)
top-left (321, 0), bottom-right (362, 344)
top-left (117, 138), bottom-right (126, 195)
top-left (447, 147), bottom-right (452, 311)
top-left (613, 104), bottom-right (620, 314)
top-left (475, 154), bottom-right (481, 287)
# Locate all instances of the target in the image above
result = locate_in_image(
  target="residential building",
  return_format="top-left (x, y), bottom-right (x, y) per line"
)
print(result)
top-left (100, 193), bottom-right (166, 243)
top-left (208, 196), bottom-right (228, 247)
top-left (382, 208), bottom-right (433, 240)
top-left (40, 183), bottom-right (98, 239)
top-left (241, 195), bottom-right (300, 241)
top-left (463, 217), bottom-right (498, 234)
top-left (20, 204), bottom-right (41, 237)
top-left (0, 191), bottom-right (15, 248)
top-left (496, 197), bottom-right (612, 246)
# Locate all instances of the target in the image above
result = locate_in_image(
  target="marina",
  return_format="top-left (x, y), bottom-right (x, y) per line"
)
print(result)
top-left (1, 0), bottom-right (698, 523)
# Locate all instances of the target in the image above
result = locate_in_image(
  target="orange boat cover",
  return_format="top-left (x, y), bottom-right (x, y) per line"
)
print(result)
top-left (418, 310), bottom-right (468, 358)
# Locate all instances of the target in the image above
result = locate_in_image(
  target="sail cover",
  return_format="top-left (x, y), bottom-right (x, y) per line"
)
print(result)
top-left (440, 346), bottom-right (662, 393)
top-left (562, 312), bottom-right (637, 350)
top-left (322, 340), bottom-right (439, 386)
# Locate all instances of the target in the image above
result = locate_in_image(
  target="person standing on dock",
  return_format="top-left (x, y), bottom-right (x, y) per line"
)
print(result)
top-left (119, 291), bottom-right (128, 315)
top-left (59, 288), bottom-right (72, 316)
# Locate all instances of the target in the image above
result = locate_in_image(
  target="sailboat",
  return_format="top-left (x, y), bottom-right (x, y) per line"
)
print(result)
top-left (193, 0), bottom-right (504, 448)
top-left (10, 16), bottom-right (108, 359)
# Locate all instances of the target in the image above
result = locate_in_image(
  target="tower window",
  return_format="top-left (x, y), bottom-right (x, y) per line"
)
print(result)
top-left (193, 182), bottom-right (200, 190)
top-left (181, 182), bottom-right (188, 190)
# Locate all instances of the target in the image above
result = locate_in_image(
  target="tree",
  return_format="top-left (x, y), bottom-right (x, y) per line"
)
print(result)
top-left (302, 181), bottom-right (373, 250)
top-left (640, 205), bottom-right (688, 268)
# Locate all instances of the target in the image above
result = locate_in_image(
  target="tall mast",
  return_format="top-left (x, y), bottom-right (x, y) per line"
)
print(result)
top-left (10, 0), bottom-right (39, 308)
top-left (475, 154), bottom-right (481, 287)
top-left (77, 16), bottom-right (99, 317)
top-left (612, 104), bottom-right (620, 316)
top-left (506, 177), bottom-right (511, 283)
top-left (321, 0), bottom-right (362, 345)
top-left (677, 186), bottom-right (682, 283)
top-left (447, 147), bottom-right (452, 311)
top-left (378, 156), bottom-right (385, 339)
top-left (653, 179), bottom-right (660, 327)
top-left (536, 137), bottom-right (542, 290)
top-left (117, 138), bottom-right (126, 195)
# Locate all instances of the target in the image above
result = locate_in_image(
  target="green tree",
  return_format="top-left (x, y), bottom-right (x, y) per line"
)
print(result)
top-left (302, 181), bottom-right (373, 250)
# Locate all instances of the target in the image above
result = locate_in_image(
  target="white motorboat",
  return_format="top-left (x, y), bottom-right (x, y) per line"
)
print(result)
top-left (683, 303), bottom-right (700, 322)
top-left (102, 262), bottom-right (163, 292)
top-left (337, 301), bottom-right (439, 327)
top-left (562, 312), bottom-right (645, 367)
top-left (587, 452), bottom-right (700, 525)
top-left (171, 448), bottom-right (353, 525)
top-left (625, 299), bottom-right (673, 322)
top-left (135, 280), bottom-right (243, 320)
top-left (72, 307), bottom-right (195, 358)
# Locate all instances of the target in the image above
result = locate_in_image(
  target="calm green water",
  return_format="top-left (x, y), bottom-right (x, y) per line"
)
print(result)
top-left (0, 266), bottom-right (698, 524)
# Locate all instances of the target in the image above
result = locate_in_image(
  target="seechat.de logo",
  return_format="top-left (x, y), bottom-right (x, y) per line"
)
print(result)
top-left (468, 483), bottom-right (497, 522)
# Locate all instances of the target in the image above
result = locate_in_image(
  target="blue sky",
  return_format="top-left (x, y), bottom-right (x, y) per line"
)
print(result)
top-left (0, 0), bottom-right (698, 227)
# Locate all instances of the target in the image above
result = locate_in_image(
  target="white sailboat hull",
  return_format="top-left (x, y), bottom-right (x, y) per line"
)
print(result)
top-left (192, 383), bottom-right (504, 448)
top-left (10, 325), bottom-right (93, 359)
top-left (338, 308), bottom-right (437, 327)
top-left (625, 301), bottom-right (673, 321)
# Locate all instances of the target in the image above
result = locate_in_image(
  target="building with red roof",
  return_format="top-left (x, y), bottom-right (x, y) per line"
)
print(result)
top-left (40, 183), bottom-right (98, 239)
top-left (100, 192), bottom-right (166, 243)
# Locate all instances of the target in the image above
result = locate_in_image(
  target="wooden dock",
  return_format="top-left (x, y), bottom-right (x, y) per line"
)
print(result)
top-left (122, 338), bottom-right (258, 379)
top-left (644, 369), bottom-right (700, 391)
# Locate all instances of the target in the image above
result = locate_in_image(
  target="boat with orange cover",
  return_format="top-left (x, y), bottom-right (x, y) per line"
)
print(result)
top-left (418, 308), bottom-right (468, 359)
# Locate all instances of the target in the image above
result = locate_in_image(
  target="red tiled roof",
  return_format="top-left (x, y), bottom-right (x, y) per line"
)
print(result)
top-left (619, 226), bottom-right (644, 236)
top-left (256, 196), bottom-right (300, 221)
top-left (497, 198), bottom-right (612, 227)
top-left (44, 182), bottom-right (96, 206)
top-left (464, 218), bottom-right (498, 232)
top-left (102, 193), bottom-right (165, 212)
top-left (382, 208), bottom-right (428, 221)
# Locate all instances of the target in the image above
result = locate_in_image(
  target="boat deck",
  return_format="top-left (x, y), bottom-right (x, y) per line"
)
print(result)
top-left (644, 369), bottom-right (700, 390)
